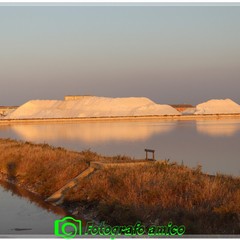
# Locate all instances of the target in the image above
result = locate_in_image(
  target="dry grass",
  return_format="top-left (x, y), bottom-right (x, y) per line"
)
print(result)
top-left (0, 138), bottom-right (239, 234)
top-left (65, 162), bottom-right (240, 234)
top-left (0, 138), bottom-right (134, 197)
top-left (0, 138), bottom-right (110, 197)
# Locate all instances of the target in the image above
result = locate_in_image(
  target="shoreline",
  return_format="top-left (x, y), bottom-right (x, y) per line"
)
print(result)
top-left (0, 173), bottom-right (90, 226)
top-left (0, 172), bottom-right (68, 216)
top-left (0, 138), bottom-right (240, 234)
top-left (1, 113), bottom-right (240, 124)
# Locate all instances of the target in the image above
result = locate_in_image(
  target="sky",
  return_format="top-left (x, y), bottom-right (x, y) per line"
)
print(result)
top-left (1, 4), bottom-right (240, 106)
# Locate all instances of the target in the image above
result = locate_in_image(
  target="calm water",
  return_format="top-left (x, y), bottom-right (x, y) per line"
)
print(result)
top-left (0, 119), bottom-right (240, 176)
top-left (0, 119), bottom-right (240, 235)
top-left (0, 180), bottom-right (66, 236)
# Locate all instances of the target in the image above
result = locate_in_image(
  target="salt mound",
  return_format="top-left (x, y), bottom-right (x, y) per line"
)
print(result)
top-left (195, 99), bottom-right (240, 114)
top-left (5, 96), bottom-right (180, 119)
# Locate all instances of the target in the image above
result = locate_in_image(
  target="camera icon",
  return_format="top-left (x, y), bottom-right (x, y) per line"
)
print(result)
top-left (54, 216), bottom-right (82, 239)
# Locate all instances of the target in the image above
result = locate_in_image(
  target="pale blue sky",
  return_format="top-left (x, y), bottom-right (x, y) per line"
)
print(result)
top-left (1, 4), bottom-right (240, 105)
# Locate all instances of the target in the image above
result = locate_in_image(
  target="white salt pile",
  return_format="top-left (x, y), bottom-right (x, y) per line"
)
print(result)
top-left (195, 99), bottom-right (240, 114)
top-left (5, 96), bottom-right (180, 119)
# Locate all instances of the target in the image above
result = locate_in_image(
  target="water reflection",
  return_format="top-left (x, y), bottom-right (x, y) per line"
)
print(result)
top-left (0, 179), bottom-right (66, 218)
top-left (10, 121), bottom-right (176, 143)
top-left (196, 120), bottom-right (240, 137)
top-left (0, 120), bottom-right (240, 176)
top-left (0, 179), bottom-right (66, 235)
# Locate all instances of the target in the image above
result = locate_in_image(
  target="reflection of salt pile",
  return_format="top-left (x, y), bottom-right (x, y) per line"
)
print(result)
top-left (195, 99), bottom-right (240, 114)
top-left (196, 120), bottom-right (240, 137)
top-left (5, 96), bottom-right (180, 119)
top-left (11, 122), bottom-right (176, 143)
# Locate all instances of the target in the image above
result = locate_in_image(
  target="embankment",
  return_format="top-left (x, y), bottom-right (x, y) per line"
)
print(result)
top-left (0, 138), bottom-right (239, 234)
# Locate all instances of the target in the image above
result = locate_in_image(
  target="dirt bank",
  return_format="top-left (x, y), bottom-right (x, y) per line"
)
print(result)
top-left (0, 138), bottom-right (239, 234)
top-left (1, 113), bottom-right (240, 125)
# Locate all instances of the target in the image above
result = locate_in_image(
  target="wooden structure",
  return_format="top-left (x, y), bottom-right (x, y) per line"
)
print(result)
top-left (145, 149), bottom-right (155, 161)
